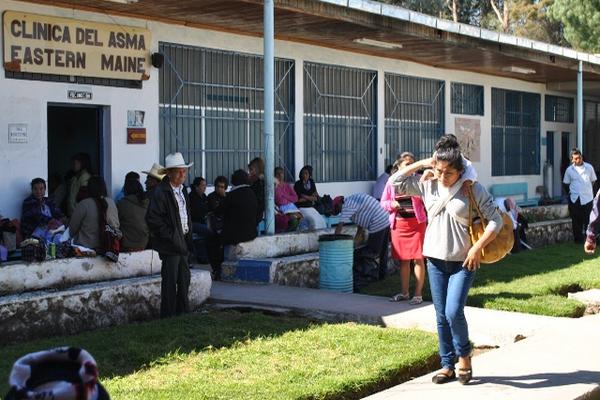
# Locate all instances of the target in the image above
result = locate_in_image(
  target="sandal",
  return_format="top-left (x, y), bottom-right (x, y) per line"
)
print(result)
top-left (431, 369), bottom-right (456, 384)
top-left (389, 293), bottom-right (410, 302)
top-left (409, 296), bottom-right (423, 305)
top-left (458, 367), bottom-right (472, 384)
top-left (458, 357), bottom-right (473, 384)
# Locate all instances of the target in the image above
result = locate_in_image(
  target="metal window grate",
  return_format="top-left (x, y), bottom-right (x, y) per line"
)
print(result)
top-left (5, 70), bottom-right (142, 88)
top-left (384, 73), bottom-right (445, 166)
top-left (545, 95), bottom-right (574, 123)
top-left (451, 82), bottom-right (483, 115)
top-left (159, 42), bottom-right (295, 184)
top-left (303, 62), bottom-right (377, 182)
top-left (584, 100), bottom-right (600, 169)
top-left (492, 88), bottom-right (540, 176)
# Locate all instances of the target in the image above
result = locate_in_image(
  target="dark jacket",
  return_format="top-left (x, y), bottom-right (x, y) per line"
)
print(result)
top-left (189, 191), bottom-right (209, 224)
top-left (21, 195), bottom-right (64, 238)
top-left (117, 195), bottom-right (150, 250)
top-left (207, 191), bottom-right (225, 213)
top-left (294, 179), bottom-right (318, 208)
top-left (146, 178), bottom-right (192, 256)
top-left (218, 185), bottom-right (258, 245)
top-left (250, 177), bottom-right (265, 223)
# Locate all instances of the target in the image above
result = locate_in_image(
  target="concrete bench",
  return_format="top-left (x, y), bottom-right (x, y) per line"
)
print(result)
top-left (0, 270), bottom-right (212, 343)
top-left (224, 226), bottom-right (358, 261)
top-left (0, 250), bottom-right (161, 296)
top-left (489, 182), bottom-right (538, 207)
top-left (222, 252), bottom-right (320, 288)
top-left (257, 215), bottom-right (342, 235)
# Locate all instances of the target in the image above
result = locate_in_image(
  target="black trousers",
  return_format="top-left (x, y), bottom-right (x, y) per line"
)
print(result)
top-left (568, 198), bottom-right (594, 243)
top-left (366, 227), bottom-right (390, 280)
top-left (159, 254), bottom-right (190, 318)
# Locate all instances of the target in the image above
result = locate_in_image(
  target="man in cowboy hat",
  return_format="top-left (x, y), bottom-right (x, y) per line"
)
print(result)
top-left (141, 162), bottom-right (166, 196)
top-left (145, 152), bottom-right (194, 318)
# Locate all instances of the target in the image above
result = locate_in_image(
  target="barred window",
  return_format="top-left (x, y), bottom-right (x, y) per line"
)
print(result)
top-left (384, 73), bottom-right (445, 166)
top-left (451, 82), bottom-right (483, 115)
top-left (545, 95), bottom-right (574, 123)
top-left (303, 62), bottom-right (377, 182)
top-left (492, 88), bottom-right (540, 176)
top-left (159, 42), bottom-right (295, 184)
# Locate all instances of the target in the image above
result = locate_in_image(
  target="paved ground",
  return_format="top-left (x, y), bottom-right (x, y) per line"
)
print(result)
top-left (210, 282), bottom-right (600, 400)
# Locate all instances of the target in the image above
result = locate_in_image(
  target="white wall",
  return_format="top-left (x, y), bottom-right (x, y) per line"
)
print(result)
top-left (0, 0), bottom-right (160, 218)
top-left (0, 0), bottom-right (584, 217)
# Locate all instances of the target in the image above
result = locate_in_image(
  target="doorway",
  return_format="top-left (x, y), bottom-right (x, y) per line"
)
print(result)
top-left (47, 104), bottom-right (103, 194)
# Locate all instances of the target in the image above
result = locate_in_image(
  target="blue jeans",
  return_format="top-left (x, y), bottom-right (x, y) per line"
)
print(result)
top-left (427, 257), bottom-right (476, 370)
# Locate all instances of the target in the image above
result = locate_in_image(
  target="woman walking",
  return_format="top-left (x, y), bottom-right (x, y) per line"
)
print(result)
top-left (380, 152), bottom-right (427, 305)
top-left (389, 135), bottom-right (502, 385)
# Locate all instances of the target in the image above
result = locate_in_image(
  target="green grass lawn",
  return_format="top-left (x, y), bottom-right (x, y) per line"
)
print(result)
top-left (0, 310), bottom-right (438, 399)
top-left (361, 243), bottom-right (599, 317)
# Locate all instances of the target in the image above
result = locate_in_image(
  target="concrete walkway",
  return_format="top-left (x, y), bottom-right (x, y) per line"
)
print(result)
top-left (210, 282), bottom-right (600, 400)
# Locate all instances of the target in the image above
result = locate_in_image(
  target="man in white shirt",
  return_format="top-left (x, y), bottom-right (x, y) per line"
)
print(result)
top-left (563, 149), bottom-right (597, 243)
top-left (146, 152), bottom-right (194, 318)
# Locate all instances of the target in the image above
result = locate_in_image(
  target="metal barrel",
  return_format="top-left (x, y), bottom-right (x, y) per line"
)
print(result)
top-left (318, 234), bottom-right (353, 293)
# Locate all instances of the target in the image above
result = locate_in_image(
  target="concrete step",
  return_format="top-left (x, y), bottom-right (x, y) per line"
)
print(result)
top-left (209, 282), bottom-right (566, 347)
top-left (0, 250), bottom-right (161, 296)
top-left (0, 270), bottom-right (211, 343)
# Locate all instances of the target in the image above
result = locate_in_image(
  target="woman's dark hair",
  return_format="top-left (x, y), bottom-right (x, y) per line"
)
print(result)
top-left (231, 169), bottom-right (249, 186)
top-left (125, 171), bottom-right (140, 182)
top-left (298, 165), bottom-right (313, 180)
top-left (87, 176), bottom-right (109, 240)
top-left (434, 134), bottom-right (464, 172)
top-left (214, 175), bottom-right (229, 188)
top-left (87, 176), bottom-right (108, 199)
top-left (248, 157), bottom-right (265, 176)
top-left (124, 179), bottom-right (145, 202)
top-left (72, 153), bottom-right (92, 173)
top-left (192, 177), bottom-right (206, 188)
top-left (30, 177), bottom-right (46, 190)
top-left (274, 167), bottom-right (284, 176)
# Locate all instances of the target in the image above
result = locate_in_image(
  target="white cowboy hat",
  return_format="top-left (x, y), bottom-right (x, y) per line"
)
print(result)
top-left (141, 163), bottom-right (166, 181)
top-left (163, 152), bottom-right (193, 170)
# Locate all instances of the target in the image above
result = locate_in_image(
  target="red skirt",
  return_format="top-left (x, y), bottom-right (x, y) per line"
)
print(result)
top-left (391, 217), bottom-right (426, 261)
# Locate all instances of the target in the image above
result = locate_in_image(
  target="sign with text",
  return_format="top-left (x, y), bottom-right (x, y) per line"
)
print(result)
top-left (8, 123), bottom-right (28, 143)
top-left (3, 11), bottom-right (151, 81)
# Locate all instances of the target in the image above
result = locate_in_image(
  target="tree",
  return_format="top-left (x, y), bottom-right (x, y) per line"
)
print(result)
top-left (549, 0), bottom-right (600, 52)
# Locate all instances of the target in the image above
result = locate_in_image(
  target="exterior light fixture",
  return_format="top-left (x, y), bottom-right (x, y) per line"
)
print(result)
top-left (502, 66), bottom-right (536, 75)
top-left (353, 38), bottom-right (403, 50)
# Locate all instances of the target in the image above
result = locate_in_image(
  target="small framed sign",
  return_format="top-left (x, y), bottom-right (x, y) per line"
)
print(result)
top-left (8, 123), bottom-right (28, 144)
top-left (127, 127), bottom-right (146, 144)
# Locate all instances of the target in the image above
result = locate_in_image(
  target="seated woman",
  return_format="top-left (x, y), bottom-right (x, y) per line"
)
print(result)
top-left (293, 165), bottom-right (326, 230)
top-left (21, 177), bottom-right (65, 240)
top-left (248, 157), bottom-right (265, 224)
top-left (117, 179), bottom-right (149, 251)
top-left (189, 177), bottom-right (210, 237)
top-left (274, 167), bottom-right (303, 232)
top-left (294, 165), bottom-right (319, 207)
top-left (69, 176), bottom-right (119, 253)
top-left (66, 153), bottom-right (92, 217)
top-left (207, 170), bottom-right (258, 280)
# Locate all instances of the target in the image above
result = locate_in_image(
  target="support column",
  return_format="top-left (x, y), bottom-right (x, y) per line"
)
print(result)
top-left (577, 60), bottom-right (583, 151)
top-left (264, 0), bottom-right (275, 235)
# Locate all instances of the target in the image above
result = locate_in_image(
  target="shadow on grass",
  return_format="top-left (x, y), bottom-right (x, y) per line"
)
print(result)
top-left (0, 309), bottom-right (322, 394)
top-left (468, 291), bottom-right (533, 307)
top-left (473, 243), bottom-right (593, 287)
